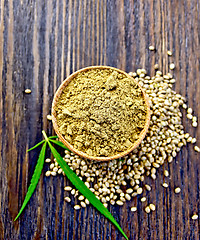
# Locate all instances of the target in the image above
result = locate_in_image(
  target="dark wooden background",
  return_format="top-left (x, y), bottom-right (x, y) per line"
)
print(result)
top-left (0, 0), bottom-right (200, 239)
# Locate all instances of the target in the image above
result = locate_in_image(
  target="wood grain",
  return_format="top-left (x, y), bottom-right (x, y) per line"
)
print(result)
top-left (0, 0), bottom-right (200, 239)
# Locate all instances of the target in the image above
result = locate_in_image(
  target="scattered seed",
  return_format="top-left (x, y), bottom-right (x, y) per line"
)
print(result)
top-left (132, 192), bottom-right (138, 197)
top-left (164, 170), bottom-right (169, 177)
top-left (191, 214), bottom-right (198, 220)
top-left (170, 63), bottom-right (175, 70)
top-left (85, 199), bottom-right (90, 205)
top-left (54, 161), bottom-right (58, 166)
top-left (154, 64), bottom-right (159, 69)
top-left (50, 171), bottom-right (56, 176)
top-left (45, 158), bottom-right (51, 163)
top-left (74, 205), bottom-right (81, 210)
top-left (71, 189), bottom-right (76, 195)
top-left (152, 162), bottom-right (160, 168)
top-left (49, 163), bottom-right (54, 169)
top-left (78, 195), bottom-right (85, 201)
top-left (162, 183), bottom-right (169, 188)
top-left (145, 184), bottom-right (151, 191)
top-left (186, 114), bottom-right (193, 120)
top-left (184, 133), bottom-right (190, 139)
top-left (137, 187), bottom-right (143, 195)
top-left (167, 50), bottom-right (172, 56)
top-left (192, 122), bottom-right (197, 127)
top-left (174, 187), bottom-right (181, 194)
top-left (187, 136), bottom-right (193, 143)
top-left (85, 182), bottom-right (90, 188)
top-left (53, 167), bottom-right (58, 172)
top-left (151, 174), bottom-right (156, 180)
top-left (131, 207), bottom-right (137, 212)
top-left (194, 146), bottom-right (200, 152)
top-left (47, 115), bottom-right (52, 121)
top-left (80, 201), bottom-right (86, 208)
top-left (182, 103), bottom-right (187, 109)
top-left (126, 188), bottom-right (133, 194)
top-left (191, 138), bottom-right (197, 144)
top-left (64, 186), bottom-right (72, 191)
top-left (64, 197), bottom-right (71, 202)
top-left (187, 108), bottom-right (193, 114)
top-left (192, 116), bottom-right (197, 122)
top-left (149, 204), bottom-right (156, 211)
top-left (45, 171), bottom-right (51, 177)
top-left (149, 45), bottom-right (155, 51)
top-left (116, 200), bottom-right (124, 206)
top-left (25, 89), bottom-right (31, 94)
top-left (141, 197), bottom-right (146, 202)
top-left (110, 200), bottom-right (115, 205)
top-left (145, 206), bottom-right (151, 213)
top-left (125, 194), bottom-right (131, 201)
top-left (156, 70), bottom-right (162, 75)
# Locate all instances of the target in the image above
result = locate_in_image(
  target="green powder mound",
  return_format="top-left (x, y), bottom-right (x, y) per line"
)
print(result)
top-left (55, 68), bottom-right (147, 157)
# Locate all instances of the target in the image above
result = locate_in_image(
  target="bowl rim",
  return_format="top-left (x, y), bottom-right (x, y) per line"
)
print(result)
top-left (51, 65), bottom-right (151, 161)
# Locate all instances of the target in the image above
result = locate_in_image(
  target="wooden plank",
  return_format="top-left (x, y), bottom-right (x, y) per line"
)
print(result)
top-left (0, 0), bottom-right (199, 239)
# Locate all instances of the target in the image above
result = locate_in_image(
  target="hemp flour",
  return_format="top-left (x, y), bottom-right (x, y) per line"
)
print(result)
top-left (55, 68), bottom-right (147, 157)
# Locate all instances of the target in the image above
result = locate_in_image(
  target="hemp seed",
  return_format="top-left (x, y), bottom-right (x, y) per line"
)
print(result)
top-left (167, 50), bottom-right (172, 56)
top-left (25, 89), bottom-right (31, 94)
top-left (187, 108), bottom-right (193, 114)
top-left (186, 114), bottom-right (193, 120)
top-left (154, 64), bottom-right (159, 69)
top-left (191, 214), bottom-right (198, 220)
top-left (192, 116), bottom-right (197, 122)
top-left (45, 171), bottom-right (51, 177)
top-left (149, 204), bottom-right (156, 211)
top-left (145, 184), bottom-right (151, 191)
top-left (141, 197), bottom-right (147, 202)
top-left (47, 115), bottom-right (52, 121)
top-left (169, 63), bottom-right (175, 70)
top-left (64, 186), bottom-right (72, 191)
top-left (182, 103), bottom-right (187, 109)
top-left (74, 205), bottom-right (81, 210)
top-left (80, 201), bottom-right (86, 208)
top-left (194, 146), bottom-right (200, 152)
top-left (149, 45), bottom-right (155, 51)
top-left (191, 138), bottom-right (197, 144)
top-left (164, 170), bottom-right (169, 177)
top-left (131, 207), bottom-right (137, 212)
top-left (64, 197), bottom-right (71, 202)
top-left (50, 171), bottom-right (56, 176)
top-left (45, 158), bottom-right (51, 163)
top-left (137, 187), bottom-right (143, 195)
top-left (145, 206), bottom-right (151, 213)
top-left (174, 187), bottom-right (181, 194)
top-left (192, 122), bottom-right (197, 127)
top-left (116, 200), bottom-right (124, 206)
top-left (162, 183), bottom-right (169, 188)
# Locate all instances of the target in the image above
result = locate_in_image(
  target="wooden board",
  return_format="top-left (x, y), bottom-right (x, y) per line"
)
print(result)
top-left (0, 0), bottom-right (199, 239)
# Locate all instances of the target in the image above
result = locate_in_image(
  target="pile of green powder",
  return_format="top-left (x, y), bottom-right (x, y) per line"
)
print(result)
top-left (55, 68), bottom-right (147, 157)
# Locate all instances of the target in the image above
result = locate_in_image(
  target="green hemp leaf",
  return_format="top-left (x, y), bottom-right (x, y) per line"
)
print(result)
top-left (14, 131), bottom-right (129, 240)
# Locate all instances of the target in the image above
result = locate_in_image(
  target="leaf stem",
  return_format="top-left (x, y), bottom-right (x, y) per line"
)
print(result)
top-left (42, 130), bottom-right (49, 142)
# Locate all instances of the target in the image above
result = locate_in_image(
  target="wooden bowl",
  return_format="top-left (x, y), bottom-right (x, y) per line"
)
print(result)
top-left (52, 66), bottom-right (151, 161)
